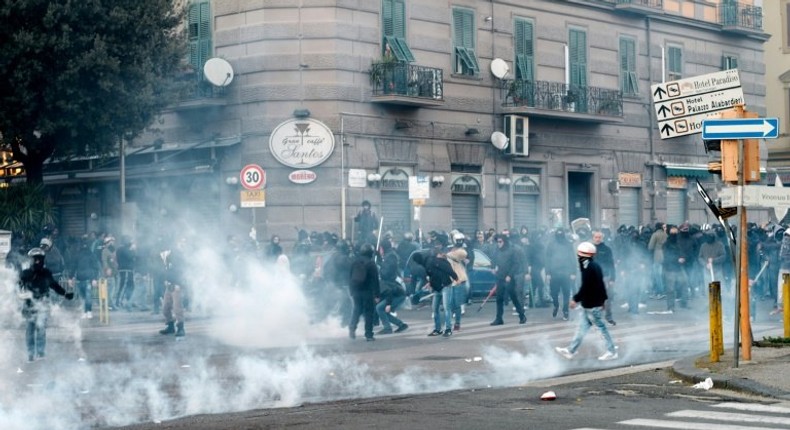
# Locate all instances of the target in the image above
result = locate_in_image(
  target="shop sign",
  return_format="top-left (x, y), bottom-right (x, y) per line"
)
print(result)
top-left (618, 172), bottom-right (642, 188)
top-left (667, 176), bottom-right (688, 189)
top-left (288, 170), bottom-right (317, 184)
top-left (348, 169), bottom-right (367, 188)
top-left (240, 190), bottom-right (266, 208)
top-left (269, 118), bottom-right (334, 168)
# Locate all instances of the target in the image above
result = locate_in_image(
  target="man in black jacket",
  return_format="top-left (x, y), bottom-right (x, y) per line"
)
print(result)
top-left (19, 247), bottom-right (74, 362)
top-left (348, 243), bottom-right (380, 341)
top-left (592, 230), bottom-right (617, 325)
top-left (555, 242), bottom-right (618, 361)
top-left (412, 248), bottom-right (457, 337)
top-left (491, 234), bottom-right (527, 326)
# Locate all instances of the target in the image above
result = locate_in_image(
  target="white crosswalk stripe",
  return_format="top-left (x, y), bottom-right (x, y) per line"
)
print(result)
top-left (571, 401), bottom-right (790, 430)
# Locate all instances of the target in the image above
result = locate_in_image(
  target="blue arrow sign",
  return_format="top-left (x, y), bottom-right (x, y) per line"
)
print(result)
top-left (701, 118), bottom-right (779, 140)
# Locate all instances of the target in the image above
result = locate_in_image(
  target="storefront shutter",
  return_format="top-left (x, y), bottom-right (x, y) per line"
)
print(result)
top-left (618, 187), bottom-right (639, 228)
top-left (666, 189), bottom-right (686, 225)
top-left (451, 194), bottom-right (479, 235)
top-left (381, 190), bottom-right (410, 237)
top-left (513, 194), bottom-right (538, 232)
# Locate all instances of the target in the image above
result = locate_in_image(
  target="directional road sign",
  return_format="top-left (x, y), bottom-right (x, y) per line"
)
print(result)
top-left (651, 69), bottom-right (743, 139)
top-left (718, 185), bottom-right (790, 211)
top-left (701, 118), bottom-right (779, 140)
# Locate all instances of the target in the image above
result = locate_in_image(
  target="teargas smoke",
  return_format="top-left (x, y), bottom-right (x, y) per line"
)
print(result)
top-left (0, 208), bottom-right (716, 429)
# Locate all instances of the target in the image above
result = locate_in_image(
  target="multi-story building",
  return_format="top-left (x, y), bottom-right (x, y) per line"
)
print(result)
top-left (765, 1), bottom-right (790, 189)
top-left (25, 0), bottom-right (769, 243)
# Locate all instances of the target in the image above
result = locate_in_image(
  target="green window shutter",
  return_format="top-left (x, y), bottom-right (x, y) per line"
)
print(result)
top-left (188, 1), bottom-right (212, 78)
top-left (721, 55), bottom-right (738, 70)
top-left (382, 0), bottom-right (413, 61)
top-left (668, 46), bottom-right (682, 78)
top-left (514, 18), bottom-right (534, 81)
top-left (620, 37), bottom-right (638, 95)
top-left (453, 8), bottom-right (477, 74)
top-left (569, 29), bottom-right (587, 87)
top-left (383, 0), bottom-right (394, 36)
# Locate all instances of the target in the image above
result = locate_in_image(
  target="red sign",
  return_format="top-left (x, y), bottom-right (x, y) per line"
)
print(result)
top-left (240, 164), bottom-right (265, 190)
top-left (288, 170), bottom-right (316, 184)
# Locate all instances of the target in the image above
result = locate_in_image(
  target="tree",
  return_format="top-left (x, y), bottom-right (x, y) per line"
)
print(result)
top-left (0, 0), bottom-right (186, 184)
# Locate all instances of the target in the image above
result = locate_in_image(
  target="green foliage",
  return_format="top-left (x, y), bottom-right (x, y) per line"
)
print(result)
top-left (0, 0), bottom-right (187, 182)
top-left (0, 183), bottom-right (54, 243)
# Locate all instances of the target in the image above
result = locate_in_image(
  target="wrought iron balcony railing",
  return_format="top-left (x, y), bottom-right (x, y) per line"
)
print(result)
top-left (370, 61), bottom-right (444, 101)
top-left (502, 79), bottom-right (623, 117)
top-left (719, 2), bottom-right (763, 32)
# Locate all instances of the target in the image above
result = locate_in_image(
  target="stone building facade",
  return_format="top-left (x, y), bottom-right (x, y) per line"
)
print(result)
top-left (38, 0), bottom-right (769, 243)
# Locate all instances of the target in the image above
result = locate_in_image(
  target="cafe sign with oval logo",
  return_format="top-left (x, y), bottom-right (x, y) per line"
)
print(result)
top-left (269, 118), bottom-right (335, 168)
top-left (289, 170), bottom-right (317, 184)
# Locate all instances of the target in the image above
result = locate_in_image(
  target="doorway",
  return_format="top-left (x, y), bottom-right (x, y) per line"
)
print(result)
top-left (568, 171), bottom-right (593, 223)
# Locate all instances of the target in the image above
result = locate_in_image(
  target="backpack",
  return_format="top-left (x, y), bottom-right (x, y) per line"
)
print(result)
top-left (350, 259), bottom-right (368, 285)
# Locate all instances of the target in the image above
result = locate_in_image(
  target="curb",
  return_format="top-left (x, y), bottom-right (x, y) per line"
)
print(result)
top-left (671, 355), bottom-right (790, 401)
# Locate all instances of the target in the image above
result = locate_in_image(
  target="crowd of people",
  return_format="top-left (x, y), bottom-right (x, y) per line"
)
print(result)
top-left (9, 201), bottom-right (789, 360)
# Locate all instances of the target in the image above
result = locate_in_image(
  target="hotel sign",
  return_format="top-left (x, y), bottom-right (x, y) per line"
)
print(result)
top-left (269, 118), bottom-right (335, 168)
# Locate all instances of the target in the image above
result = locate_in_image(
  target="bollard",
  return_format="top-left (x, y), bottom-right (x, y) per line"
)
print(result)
top-left (709, 281), bottom-right (722, 362)
top-left (784, 274), bottom-right (790, 338)
top-left (98, 278), bottom-right (110, 325)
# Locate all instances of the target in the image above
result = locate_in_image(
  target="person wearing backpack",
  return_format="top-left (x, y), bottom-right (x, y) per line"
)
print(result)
top-left (348, 243), bottom-right (380, 341)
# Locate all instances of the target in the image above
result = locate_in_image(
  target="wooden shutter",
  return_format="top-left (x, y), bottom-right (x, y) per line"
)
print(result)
top-left (620, 37), bottom-right (638, 94)
top-left (569, 29), bottom-right (587, 87)
top-left (515, 19), bottom-right (534, 81)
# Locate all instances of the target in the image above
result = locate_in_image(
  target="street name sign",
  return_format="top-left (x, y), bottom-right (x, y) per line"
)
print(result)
top-left (718, 185), bottom-right (790, 212)
top-left (651, 69), bottom-right (743, 139)
top-left (701, 118), bottom-right (779, 140)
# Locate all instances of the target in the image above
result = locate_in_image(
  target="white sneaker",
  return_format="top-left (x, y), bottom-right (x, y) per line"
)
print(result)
top-left (389, 311), bottom-right (397, 317)
top-left (554, 346), bottom-right (574, 359)
top-left (638, 303), bottom-right (647, 309)
top-left (81, 312), bottom-right (88, 319)
top-left (620, 303), bottom-right (629, 309)
top-left (86, 311), bottom-right (93, 319)
top-left (461, 304), bottom-right (466, 315)
top-left (598, 350), bottom-right (618, 361)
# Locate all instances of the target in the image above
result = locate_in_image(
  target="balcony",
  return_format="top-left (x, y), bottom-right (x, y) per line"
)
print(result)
top-left (173, 72), bottom-right (229, 111)
top-left (370, 61), bottom-right (444, 107)
top-left (613, 0), bottom-right (664, 15)
top-left (719, 2), bottom-right (763, 35)
top-left (502, 79), bottom-right (623, 123)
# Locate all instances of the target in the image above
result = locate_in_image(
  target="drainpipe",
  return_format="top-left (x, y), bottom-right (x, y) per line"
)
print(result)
top-left (647, 16), bottom-right (657, 224)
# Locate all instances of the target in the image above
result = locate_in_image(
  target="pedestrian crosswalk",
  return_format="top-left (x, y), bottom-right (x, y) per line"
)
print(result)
top-left (572, 402), bottom-right (790, 429)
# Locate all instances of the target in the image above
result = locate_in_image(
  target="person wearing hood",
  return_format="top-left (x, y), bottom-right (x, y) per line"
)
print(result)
top-left (545, 228), bottom-right (577, 321)
top-left (592, 230), bottom-right (616, 325)
top-left (662, 225), bottom-right (689, 312)
top-left (348, 243), bottom-right (380, 341)
top-left (554, 242), bottom-right (618, 361)
top-left (698, 230), bottom-right (726, 284)
top-left (490, 234), bottom-right (527, 326)
top-left (19, 247), bottom-right (74, 362)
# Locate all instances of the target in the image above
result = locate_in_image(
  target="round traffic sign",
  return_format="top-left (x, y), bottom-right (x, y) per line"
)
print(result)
top-left (240, 164), bottom-right (265, 190)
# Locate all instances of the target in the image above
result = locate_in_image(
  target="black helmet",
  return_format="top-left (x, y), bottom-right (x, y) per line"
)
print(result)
top-left (359, 243), bottom-right (375, 258)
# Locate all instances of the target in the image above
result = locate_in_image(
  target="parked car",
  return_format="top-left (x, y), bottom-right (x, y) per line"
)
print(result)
top-left (403, 248), bottom-right (497, 299)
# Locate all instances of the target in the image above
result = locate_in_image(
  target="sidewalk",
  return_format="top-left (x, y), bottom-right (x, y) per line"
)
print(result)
top-left (672, 345), bottom-right (790, 400)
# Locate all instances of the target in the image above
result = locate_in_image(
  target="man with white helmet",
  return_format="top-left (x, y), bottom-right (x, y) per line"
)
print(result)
top-left (19, 247), bottom-right (74, 362)
top-left (555, 242), bottom-right (618, 361)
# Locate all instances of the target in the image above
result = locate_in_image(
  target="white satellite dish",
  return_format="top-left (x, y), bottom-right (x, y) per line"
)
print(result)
top-left (491, 131), bottom-right (509, 150)
top-left (203, 58), bottom-right (234, 87)
top-left (490, 58), bottom-right (509, 79)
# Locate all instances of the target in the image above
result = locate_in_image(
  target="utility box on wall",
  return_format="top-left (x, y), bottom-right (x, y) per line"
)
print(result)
top-left (504, 115), bottom-right (528, 157)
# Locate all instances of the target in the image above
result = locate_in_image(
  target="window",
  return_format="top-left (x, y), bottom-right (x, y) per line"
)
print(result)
top-left (619, 37), bottom-right (638, 95)
top-left (453, 7), bottom-right (479, 76)
top-left (382, 0), bottom-right (414, 61)
top-left (667, 45), bottom-right (682, 81)
top-left (514, 18), bottom-right (535, 81)
top-left (569, 29), bottom-right (587, 88)
top-left (188, 0), bottom-right (212, 80)
top-left (721, 55), bottom-right (738, 70)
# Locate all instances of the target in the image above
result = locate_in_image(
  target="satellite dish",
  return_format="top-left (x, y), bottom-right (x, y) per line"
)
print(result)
top-left (491, 131), bottom-right (509, 150)
top-left (490, 58), bottom-right (509, 79)
top-left (203, 58), bottom-right (234, 87)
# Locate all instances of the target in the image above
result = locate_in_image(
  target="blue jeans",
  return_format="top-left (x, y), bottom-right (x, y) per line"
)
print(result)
top-left (76, 279), bottom-right (92, 312)
top-left (432, 291), bottom-right (444, 331)
top-left (442, 285), bottom-right (464, 329)
top-left (376, 295), bottom-right (406, 331)
top-left (25, 310), bottom-right (49, 359)
top-left (568, 306), bottom-right (616, 354)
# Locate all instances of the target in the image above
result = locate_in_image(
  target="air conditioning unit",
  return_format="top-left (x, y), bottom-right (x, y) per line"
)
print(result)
top-left (503, 115), bottom-right (528, 157)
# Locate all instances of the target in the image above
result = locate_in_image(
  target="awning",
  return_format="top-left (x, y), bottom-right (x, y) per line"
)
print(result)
top-left (664, 164), bottom-right (710, 179)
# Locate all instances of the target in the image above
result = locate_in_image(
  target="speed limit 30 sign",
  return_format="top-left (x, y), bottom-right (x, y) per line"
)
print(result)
top-left (240, 164), bottom-right (266, 190)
